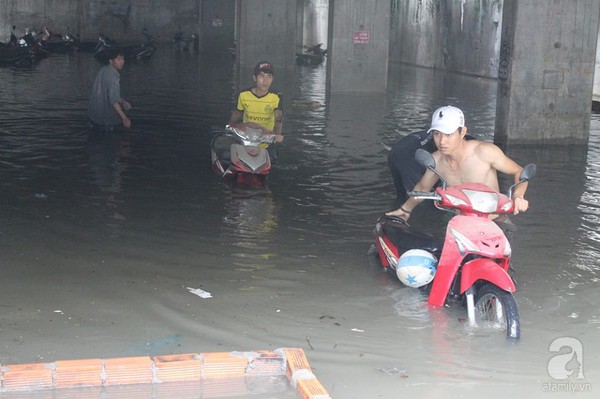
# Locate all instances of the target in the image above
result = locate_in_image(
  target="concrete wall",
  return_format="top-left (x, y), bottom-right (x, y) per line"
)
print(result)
top-left (236, 0), bottom-right (298, 71)
top-left (200, 0), bottom-right (235, 53)
top-left (327, 0), bottom-right (391, 92)
top-left (0, 0), bottom-right (199, 43)
top-left (390, 0), bottom-right (503, 78)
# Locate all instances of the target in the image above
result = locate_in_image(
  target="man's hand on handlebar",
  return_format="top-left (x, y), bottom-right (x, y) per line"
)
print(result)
top-left (513, 196), bottom-right (529, 215)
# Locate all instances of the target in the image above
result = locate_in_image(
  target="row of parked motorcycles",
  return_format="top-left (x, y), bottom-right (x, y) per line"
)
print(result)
top-left (0, 25), bottom-right (55, 67)
top-left (92, 30), bottom-right (198, 61)
top-left (92, 29), bottom-right (156, 63)
top-left (0, 25), bottom-right (181, 67)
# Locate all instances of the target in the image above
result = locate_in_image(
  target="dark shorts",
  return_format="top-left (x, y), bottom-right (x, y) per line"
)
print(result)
top-left (494, 214), bottom-right (517, 244)
top-left (87, 119), bottom-right (118, 133)
top-left (267, 144), bottom-right (278, 164)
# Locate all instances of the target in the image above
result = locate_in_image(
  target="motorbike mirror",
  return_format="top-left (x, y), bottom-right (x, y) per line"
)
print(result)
top-left (415, 148), bottom-right (446, 189)
top-left (415, 148), bottom-right (436, 169)
top-left (519, 163), bottom-right (536, 181)
top-left (508, 163), bottom-right (536, 198)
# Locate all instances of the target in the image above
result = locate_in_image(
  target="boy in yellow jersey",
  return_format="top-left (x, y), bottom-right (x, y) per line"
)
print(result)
top-left (228, 61), bottom-right (284, 144)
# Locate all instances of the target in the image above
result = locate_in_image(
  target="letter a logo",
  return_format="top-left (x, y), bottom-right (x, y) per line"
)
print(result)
top-left (547, 337), bottom-right (584, 380)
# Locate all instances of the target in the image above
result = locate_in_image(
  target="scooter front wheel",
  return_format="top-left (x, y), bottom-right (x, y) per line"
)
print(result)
top-left (474, 283), bottom-right (520, 340)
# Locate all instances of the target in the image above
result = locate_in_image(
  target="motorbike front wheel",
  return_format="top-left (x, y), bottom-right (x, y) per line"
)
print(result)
top-left (474, 283), bottom-right (520, 340)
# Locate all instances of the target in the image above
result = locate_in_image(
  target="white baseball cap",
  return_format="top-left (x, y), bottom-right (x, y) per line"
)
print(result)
top-left (427, 105), bottom-right (465, 134)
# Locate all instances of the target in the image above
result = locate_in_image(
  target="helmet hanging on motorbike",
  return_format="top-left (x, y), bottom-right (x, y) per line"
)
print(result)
top-left (396, 249), bottom-right (437, 288)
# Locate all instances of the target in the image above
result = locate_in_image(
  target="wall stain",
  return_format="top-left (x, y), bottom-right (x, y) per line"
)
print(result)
top-left (103, 2), bottom-right (132, 29)
top-left (498, 22), bottom-right (511, 80)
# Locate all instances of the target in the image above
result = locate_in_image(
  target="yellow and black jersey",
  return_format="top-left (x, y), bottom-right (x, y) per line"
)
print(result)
top-left (235, 88), bottom-right (282, 131)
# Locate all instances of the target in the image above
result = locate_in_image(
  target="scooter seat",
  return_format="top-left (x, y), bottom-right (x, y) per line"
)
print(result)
top-left (380, 216), bottom-right (443, 255)
top-left (211, 134), bottom-right (238, 164)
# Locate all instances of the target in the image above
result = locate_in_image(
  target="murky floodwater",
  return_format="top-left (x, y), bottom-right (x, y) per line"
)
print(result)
top-left (0, 46), bottom-right (598, 398)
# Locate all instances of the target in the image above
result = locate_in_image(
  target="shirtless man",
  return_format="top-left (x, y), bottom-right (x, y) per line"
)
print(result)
top-left (386, 105), bottom-right (529, 222)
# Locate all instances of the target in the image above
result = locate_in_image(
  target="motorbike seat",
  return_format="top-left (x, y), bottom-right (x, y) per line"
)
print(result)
top-left (380, 217), bottom-right (443, 256)
top-left (211, 134), bottom-right (239, 164)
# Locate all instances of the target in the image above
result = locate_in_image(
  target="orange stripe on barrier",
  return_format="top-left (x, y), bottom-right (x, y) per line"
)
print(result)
top-left (152, 353), bottom-right (201, 383)
top-left (2, 363), bottom-right (53, 391)
top-left (284, 348), bottom-right (331, 399)
top-left (0, 348), bottom-right (331, 398)
top-left (297, 378), bottom-right (332, 399)
top-left (284, 347), bottom-right (312, 377)
top-left (54, 358), bottom-right (103, 388)
top-left (104, 356), bottom-right (154, 386)
top-left (201, 352), bottom-right (247, 379)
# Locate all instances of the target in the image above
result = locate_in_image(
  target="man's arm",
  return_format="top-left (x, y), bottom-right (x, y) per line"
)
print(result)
top-left (273, 109), bottom-right (283, 141)
top-left (482, 143), bottom-right (529, 214)
top-left (112, 101), bottom-right (131, 128)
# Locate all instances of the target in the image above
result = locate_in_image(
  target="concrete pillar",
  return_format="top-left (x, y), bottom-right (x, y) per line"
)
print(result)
top-left (326, 0), bottom-right (391, 93)
top-left (235, 0), bottom-right (298, 71)
top-left (495, 0), bottom-right (600, 146)
top-left (593, 22), bottom-right (600, 105)
top-left (302, 0), bottom-right (328, 48)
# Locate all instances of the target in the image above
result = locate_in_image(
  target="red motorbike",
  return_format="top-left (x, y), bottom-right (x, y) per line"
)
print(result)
top-left (210, 123), bottom-right (276, 186)
top-left (372, 149), bottom-right (536, 339)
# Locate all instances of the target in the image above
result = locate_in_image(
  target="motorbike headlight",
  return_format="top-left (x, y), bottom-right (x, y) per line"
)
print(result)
top-left (462, 190), bottom-right (498, 213)
top-left (445, 194), bottom-right (468, 207)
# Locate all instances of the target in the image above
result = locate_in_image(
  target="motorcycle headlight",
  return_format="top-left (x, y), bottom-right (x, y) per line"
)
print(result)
top-left (462, 190), bottom-right (499, 213)
top-left (445, 194), bottom-right (468, 207)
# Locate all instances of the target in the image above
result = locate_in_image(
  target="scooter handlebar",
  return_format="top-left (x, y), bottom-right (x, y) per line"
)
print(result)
top-left (408, 191), bottom-right (442, 201)
top-left (225, 125), bottom-right (276, 145)
top-left (260, 134), bottom-right (277, 144)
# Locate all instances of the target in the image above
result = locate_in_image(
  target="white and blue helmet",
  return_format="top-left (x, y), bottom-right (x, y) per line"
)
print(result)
top-left (396, 249), bottom-right (437, 288)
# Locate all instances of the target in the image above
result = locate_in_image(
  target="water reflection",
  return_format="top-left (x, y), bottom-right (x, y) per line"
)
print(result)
top-left (86, 131), bottom-right (130, 195)
top-left (221, 187), bottom-right (279, 271)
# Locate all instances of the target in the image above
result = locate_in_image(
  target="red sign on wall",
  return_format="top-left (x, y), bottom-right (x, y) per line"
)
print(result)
top-left (353, 31), bottom-right (370, 44)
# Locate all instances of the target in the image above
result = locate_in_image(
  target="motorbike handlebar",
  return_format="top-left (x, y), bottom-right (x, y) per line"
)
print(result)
top-left (408, 191), bottom-right (442, 201)
top-left (226, 125), bottom-right (276, 145)
top-left (260, 134), bottom-right (277, 144)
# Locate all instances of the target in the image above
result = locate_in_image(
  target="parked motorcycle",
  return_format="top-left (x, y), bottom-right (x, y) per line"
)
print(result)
top-left (0, 25), bottom-right (47, 67)
top-left (94, 30), bottom-right (156, 62)
top-left (296, 43), bottom-right (327, 66)
top-left (173, 31), bottom-right (198, 52)
top-left (39, 26), bottom-right (76, 53)
top-left (371, 149), bottom-right (536, 339)
top-left (211, 124), bottom-right (276, 186)
top-left (72, 33), bottom-right (99, 53)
